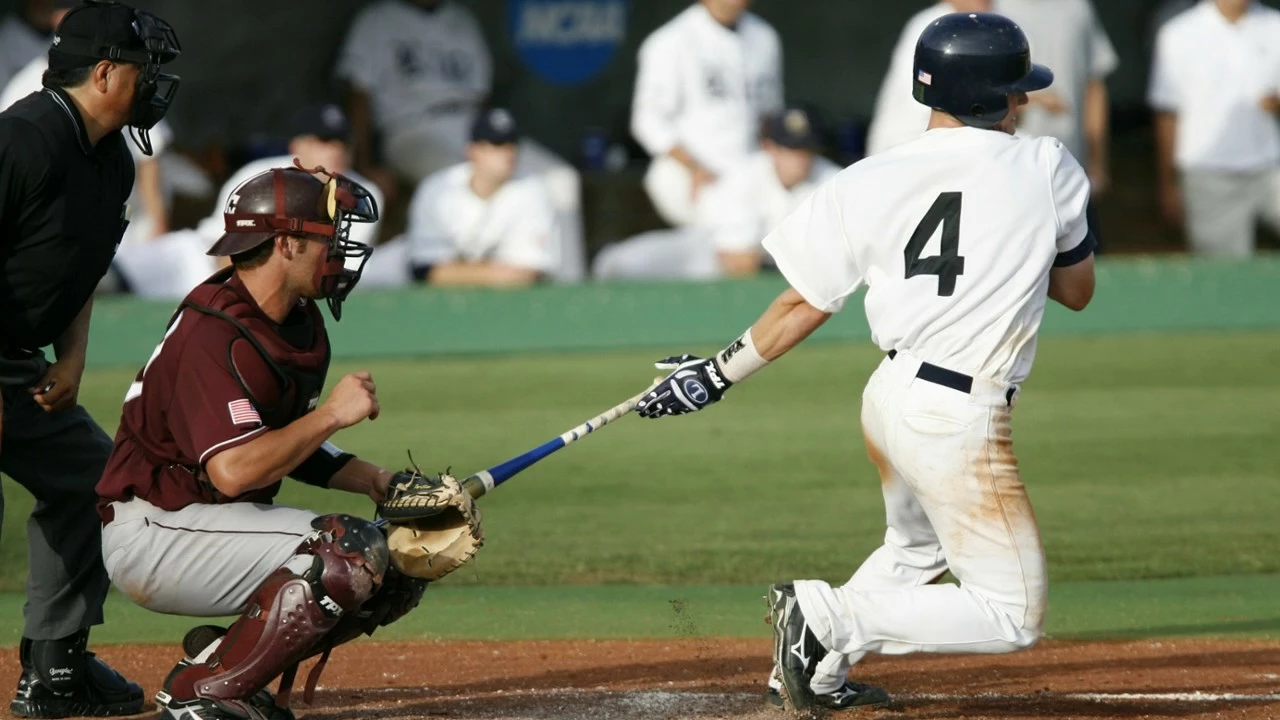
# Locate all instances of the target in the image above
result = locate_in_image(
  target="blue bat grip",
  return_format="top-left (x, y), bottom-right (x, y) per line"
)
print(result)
top-left (487, 437), bottom-right (566, 488)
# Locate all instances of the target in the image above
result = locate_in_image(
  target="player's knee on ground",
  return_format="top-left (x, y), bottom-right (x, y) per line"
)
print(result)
top-left (161, 514), bottom-right (389, 705)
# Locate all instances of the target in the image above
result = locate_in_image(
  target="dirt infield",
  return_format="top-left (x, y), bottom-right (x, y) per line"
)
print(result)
top-left (3, 637), bottom-right (1280, 719)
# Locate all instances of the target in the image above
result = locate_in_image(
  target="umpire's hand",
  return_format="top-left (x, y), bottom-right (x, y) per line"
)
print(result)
top-left (30, 360), bottom-right (83, 413)
top-left (636, 354), bottom-right (733, 418)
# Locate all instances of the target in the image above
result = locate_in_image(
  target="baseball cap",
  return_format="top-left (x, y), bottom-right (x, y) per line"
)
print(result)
top-left (765, 106), bottom-right (824, 152)
top-left (49, 1), bottom-right (178, 70)
top-left (291, 103), bottom-right (350, 142)
top-left (470, 107), bottom-right (520, 145)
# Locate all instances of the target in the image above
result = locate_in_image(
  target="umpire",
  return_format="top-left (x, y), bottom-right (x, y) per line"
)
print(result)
top-left (0, 1), bottom-right (180, 717)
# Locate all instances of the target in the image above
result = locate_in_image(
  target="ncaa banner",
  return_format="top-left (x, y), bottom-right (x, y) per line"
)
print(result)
top-left (509, 0), bottom-right (629, 86)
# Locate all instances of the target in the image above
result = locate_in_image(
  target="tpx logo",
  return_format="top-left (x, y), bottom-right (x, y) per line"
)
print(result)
top-left (705, 363), bottom-right (726, 390)
top-left (236, 219), bottom-right (257, 227)
top-left (318, 595), bottom-right (343, 617)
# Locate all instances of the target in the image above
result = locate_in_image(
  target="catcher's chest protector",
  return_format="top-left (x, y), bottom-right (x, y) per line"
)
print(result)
top-left (179, 270), bottom-right (332, 429)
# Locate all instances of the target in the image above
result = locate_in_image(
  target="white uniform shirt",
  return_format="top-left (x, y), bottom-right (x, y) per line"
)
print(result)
top-left (195, 155), bottom-right (385, 252)
top-left (698, 151), bottom-right (842, 252)
top-left (1148, 1), bottom-right (1280, 172)
top-left (763, 128), bottom-right (1092, 385)
top-left (1001, 0), bottom-right (1118, 163)
top-left (630, 4), bottom-right (783, 174)
top-left (406, 163), bottom-right (560, 274)
top-left (865, 3), bottom-right (953, 156)
top-left (336, 0), bottom-right (492, 138)
top-left (0, 16), bottom-right (46, 93)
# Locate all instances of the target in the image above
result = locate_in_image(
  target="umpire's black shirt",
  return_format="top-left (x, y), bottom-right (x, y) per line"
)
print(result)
top-left (0, 87), bottom-right (134, 353)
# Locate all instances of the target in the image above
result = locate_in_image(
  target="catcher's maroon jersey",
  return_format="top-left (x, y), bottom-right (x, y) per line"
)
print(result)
top-left (96, 269), bottom-right (331, 519)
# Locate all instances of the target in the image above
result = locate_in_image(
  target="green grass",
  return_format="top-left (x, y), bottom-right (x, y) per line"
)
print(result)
top-left (3, 330), bottom-right (1279, 596)
top-left (3, 573), bottom-right (1279, 647)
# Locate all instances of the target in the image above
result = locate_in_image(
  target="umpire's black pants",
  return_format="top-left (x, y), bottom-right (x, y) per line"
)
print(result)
top-left (0, 353), bottom-right (113, 641)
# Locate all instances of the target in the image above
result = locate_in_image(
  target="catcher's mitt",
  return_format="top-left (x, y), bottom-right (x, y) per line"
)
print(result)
top-left (377, 470), bottom-right (483, 581)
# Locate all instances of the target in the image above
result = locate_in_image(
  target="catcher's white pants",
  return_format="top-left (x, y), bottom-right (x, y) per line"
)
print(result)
top-left (793, 351), bottom-right (1046, 693)
top-left (101, 497), bottom-right (319, 616)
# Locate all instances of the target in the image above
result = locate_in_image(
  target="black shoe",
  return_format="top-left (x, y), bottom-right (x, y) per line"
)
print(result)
top-left (767, 583), bottom-right (828, 711)
top-left (767, 678), bottom-right (892, 710)
top-left (10, 632), bottom-right (145, 718)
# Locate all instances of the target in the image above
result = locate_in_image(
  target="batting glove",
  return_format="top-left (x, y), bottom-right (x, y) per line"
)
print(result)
top-left (636, 354), bottom-right (732, 419)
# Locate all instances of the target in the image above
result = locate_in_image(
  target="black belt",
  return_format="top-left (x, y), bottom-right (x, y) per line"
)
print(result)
top-left (888, 350), bottom-right (1015, 406)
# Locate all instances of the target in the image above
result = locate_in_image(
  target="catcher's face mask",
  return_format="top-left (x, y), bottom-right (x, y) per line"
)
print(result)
top-left (304, 161), bottom-right (378, 321)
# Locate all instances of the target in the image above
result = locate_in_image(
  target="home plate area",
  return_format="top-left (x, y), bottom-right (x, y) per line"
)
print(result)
top-left (3, 637), bottom-right (1279, 719)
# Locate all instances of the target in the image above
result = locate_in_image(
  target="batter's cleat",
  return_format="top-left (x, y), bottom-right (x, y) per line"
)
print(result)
top-left (10, 633), bottom-right (144, 718)
top-left (766, 675), bottom-right (892, 711)
top-left (767, 583), bottom-right (829, 711)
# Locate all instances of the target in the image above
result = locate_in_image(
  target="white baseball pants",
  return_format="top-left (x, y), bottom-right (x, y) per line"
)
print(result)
top-left (793, 351), bottom-right (1046, 693)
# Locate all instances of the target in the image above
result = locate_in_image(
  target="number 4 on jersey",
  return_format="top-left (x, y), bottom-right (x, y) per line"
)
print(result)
top-left (904, 192), bottom-right (966, 297)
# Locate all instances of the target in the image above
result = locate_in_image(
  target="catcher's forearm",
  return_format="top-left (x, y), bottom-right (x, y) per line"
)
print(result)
top-left (205, 411), bottom-right (341, 498)
top-left (329, 458), bottom-right (394, 503)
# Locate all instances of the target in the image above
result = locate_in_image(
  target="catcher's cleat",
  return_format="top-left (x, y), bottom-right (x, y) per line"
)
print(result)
top-left (10, 632), bottom-right (144, 718)
top-left (159, 625), bottom-right (296, 720)
top-left (766, 675), bottom-right (892, 711)
top-left (767, 583), bottom-right (827, 712)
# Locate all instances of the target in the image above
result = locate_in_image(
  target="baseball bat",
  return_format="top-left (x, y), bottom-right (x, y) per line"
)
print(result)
top-left (458, 383), bottom-right (658, 499)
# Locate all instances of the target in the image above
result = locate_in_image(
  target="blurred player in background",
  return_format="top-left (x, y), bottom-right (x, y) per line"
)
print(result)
top-left (594, 104), bottom-right (840, 280)
top-left (1148, 0), bottom-right (1280, 257)
top-left (404, 108), bottom-right (562, 287)
top-left (336, 0), bottom-right (584, 280)
top-left (1, 0), bottom-right (172, 258)
top-left (1000, 0), bottom-right (1117, 251)
top-left (631, 0), bottom-right (783, 227)
top-left (866, 0), bottom-right (991, 156)
top-left (115, 103), bottom-right (387, 298)
top-left (0, 0), bottom-right (61, 91)
top-left (633, 12), bottom-right (1096, 711)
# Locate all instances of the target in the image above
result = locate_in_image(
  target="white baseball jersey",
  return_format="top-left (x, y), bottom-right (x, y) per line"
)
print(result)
top-left (336, 0), bottom-right (492, 139)
top-left (698, 151), bottom-right (842, 252)
top-left (865, 3), bottom-right (953, 156)
top-left (1000, 0), bottom-right (1118, 162)
top-left (630, 3), bottom-right (783, 174)
top-left (406, 163), bottom-right (561, 274)
top-left (1148, 0), bottom-right (1280, 172)
top-left (762, 127), bottom-right (1092, 385)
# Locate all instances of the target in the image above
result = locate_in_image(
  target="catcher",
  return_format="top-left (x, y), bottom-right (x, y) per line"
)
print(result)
top-left (94, 161), bottom-right (482, 720)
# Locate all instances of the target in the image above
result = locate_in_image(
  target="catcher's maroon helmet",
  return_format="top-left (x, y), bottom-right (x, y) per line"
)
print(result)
top-left (209, 159), bottom-right (378, 320)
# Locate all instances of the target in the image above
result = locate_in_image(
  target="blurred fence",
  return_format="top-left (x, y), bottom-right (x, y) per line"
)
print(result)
top-left (85, 255), bottom-right (1280, 369)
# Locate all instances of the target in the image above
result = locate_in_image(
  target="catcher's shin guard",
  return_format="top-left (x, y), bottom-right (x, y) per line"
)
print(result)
top-left (159, 515), bottom-right (388, 710)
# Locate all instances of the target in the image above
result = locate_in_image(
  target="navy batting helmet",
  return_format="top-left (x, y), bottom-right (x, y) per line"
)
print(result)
top-left (912, 12), bottom-right (1052, 129)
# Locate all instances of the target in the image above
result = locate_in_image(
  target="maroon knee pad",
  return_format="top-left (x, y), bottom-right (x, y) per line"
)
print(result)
top-left (162, 514), bottom-right (388, 705)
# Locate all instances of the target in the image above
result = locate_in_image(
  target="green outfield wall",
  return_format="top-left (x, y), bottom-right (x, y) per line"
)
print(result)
top-left (84, 255), bottom-right (1280, 369)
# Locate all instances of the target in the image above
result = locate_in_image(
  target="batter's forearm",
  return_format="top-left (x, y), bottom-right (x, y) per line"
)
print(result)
top-left (748, 288), bottom-right (832, 361)
top-left (53, 298), bottom-right (93, 370)
top-left (206, 411), bottom-right (342, 498)
top-left (328, 458), bottom-right (394, 503)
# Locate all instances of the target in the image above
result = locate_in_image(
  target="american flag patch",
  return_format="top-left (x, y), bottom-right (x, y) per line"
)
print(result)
top-left (227, 399), bottom-right (261, 426)
top-left (917, 70), bottom-right (933, 86)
